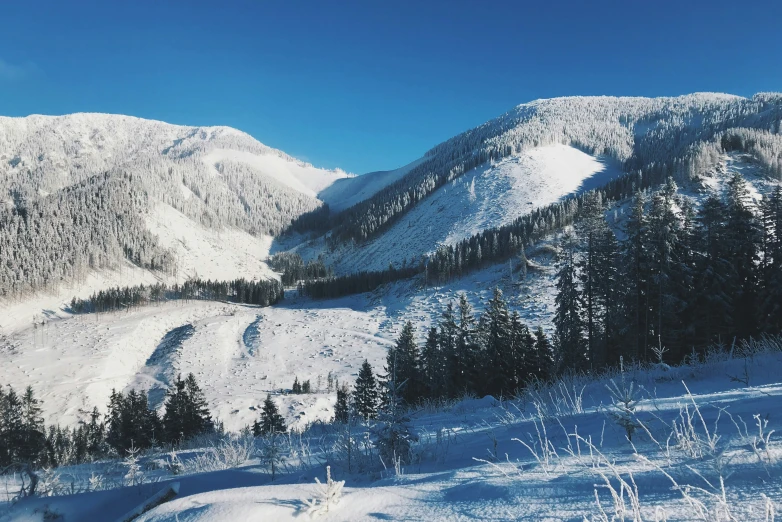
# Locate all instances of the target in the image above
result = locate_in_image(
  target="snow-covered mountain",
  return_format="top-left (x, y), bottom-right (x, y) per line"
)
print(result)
top-left (0, 114), bottom-right (355, 306)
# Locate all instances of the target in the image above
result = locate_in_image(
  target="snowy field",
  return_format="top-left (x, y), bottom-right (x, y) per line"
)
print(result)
top-left (0, 245), bottom-right (560, 437)
top-left (4, 338), bottom-right (782, 521)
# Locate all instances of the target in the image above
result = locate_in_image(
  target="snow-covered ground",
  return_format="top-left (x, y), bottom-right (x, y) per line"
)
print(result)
top-left (298, 144), bottom-right (623, 274)
top-left (318, 157), bottom-right (426, 212)
top-left (5, 339), bottom-right (782, 521)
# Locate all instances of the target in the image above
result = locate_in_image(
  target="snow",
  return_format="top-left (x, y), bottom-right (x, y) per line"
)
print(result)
top-left (6, 344), bottom-right (782, 521)
top-left (306, 144), bottom-right (623, 274)
top-left (202, 148), bottom-right (349, 198)
top-left (318, 157), bottom-right (426, 212)
top-left (146, 203), bottom-right (276, 283)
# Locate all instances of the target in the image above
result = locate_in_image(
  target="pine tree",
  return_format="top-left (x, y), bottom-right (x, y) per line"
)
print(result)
top-left (455, 294), bottom-right (478, 393)
top-left (385, 322), bottom-right (421, 405)
top-left (353, 360), bottom-right (379, 420)
top-left (438, 302), bottom-right (459, 398)
top-left (691, 195), bottom-right (733, 348)
top-left (555, 234), bottom-right (587, 373)
top-left (334, 384), bottom-right (350, 424)
top-left (621, 191), bottom-right (651, 361)
top-left (183, 373), bottom-right (213, 438)
top-left (533, 327), bottom-right (554, 382)
top-left (374, 363), bottom-right (415, 466)
top-left (254, 395), bottom-right (287, 436)
top-left (420, 326), bottom-right (444, 399)
top-left (484, 287), bottom-right (512, 396)
top-left (760, 187), bottom-right (782, 332)
top-left (19, 386), bottom-right (45, 466)
top-left (723, 173), bottom-right (762, 338)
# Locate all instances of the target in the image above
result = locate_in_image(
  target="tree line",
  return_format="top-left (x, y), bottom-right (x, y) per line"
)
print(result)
top-left (268, 252), bottom-right (332, 286)
top-left (69, 277), bottom-right (284, 314)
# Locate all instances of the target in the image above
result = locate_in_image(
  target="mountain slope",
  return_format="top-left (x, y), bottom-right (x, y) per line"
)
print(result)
top-left (0, 113), bottom-right (350, 303)
top-left (326, 93), bottom-right (782, 245)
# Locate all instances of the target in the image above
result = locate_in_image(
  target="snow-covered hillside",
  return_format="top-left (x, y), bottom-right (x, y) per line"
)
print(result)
top-left (302, 144), bottom-right (622, 274)
top-left (0, 113), bottom-right (352, 308)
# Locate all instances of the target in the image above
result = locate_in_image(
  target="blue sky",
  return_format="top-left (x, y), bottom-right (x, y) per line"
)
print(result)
top-left (1, 1), bottom-right (780, 174)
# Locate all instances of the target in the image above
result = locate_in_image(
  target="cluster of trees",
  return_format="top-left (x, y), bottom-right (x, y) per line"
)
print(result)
top-left (0, 114), bottom-right (343, 299)
top-left (69, 277), bottom-right (284, 314)
top-left (0, 172), bottom-right (173, 298)
top-left (298, 264), bottom-right (420, 299)
top-left (336, 290), bottom-right (553, 421)
top-left (554, 177), bottom-right (782, 371)
top-left (268, 252), bottom-right (332, 286)
top-left (291, 377), bottom-right (312, 394)
top-left (324, 94), bottom-right (782, 245)
top-left (722, 129), bottom-right (782, 180)
top-left (0, 374), bottom-right (214, 472)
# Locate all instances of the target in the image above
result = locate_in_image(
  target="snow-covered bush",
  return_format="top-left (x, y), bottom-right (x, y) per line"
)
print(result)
top-left (605, 357), bottom-right (641, 442)
top-left (302, 466), bottom-right (344, 518)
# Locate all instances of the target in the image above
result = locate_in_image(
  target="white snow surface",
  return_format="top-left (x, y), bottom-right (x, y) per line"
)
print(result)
top-left (304, 144), bottom-right (623, 274)
top-left (202, 148), bottom-right (349, 198)
top-left (318, 157), bottom-right (426, 212)
top-left (6, 344), bottom-right (782, 521)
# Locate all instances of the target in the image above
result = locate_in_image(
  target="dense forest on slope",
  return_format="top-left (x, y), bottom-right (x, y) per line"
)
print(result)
top-left (325, 94), bottom-right (782, 244)
top-left (0, 114), bottom-right (341, 297)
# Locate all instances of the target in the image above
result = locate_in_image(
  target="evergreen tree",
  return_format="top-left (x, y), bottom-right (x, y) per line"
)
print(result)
top-left (455, 294), bottom-right (479, 393)
top-left (533, 327), bottom-right (554, 382)
top-left (484, 288), bottom-right (512, 396)
top-left (19, 386), bottom-right (46, 466)
top-left (554, 234), bottom-right (587, 372)
top-left (353, 360), bottom-right (379, 420)
top-left (620, 191), bottom-right (651, 361)
top-left (374, 363), bottom-right (415, 465)
top-left (254, 395), bottom-right (287, 436)
top-left (691, 195), bottom-right (733, 348)
top-left (760, 188), bottom-right (782, 332)
top-left (421, 326), bottom-right (445, 399)
top-left (438, 302), bottom-right (459, 398)
top-left (334, 384), bottom-right (350, 424)
top-left (723, 173), bottom-right (762, 339)
top-left (385, 322), bottom-right (421, 405)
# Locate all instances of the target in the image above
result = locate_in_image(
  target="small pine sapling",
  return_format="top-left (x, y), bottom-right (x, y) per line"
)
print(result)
top-left (606, 357), bottom-right (640, 441)
top-left (303, 465), bottom-right (345, 518)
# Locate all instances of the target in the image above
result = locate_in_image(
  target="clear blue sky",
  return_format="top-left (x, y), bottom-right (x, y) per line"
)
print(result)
top-left (1, 1), bottom-right (780, 174)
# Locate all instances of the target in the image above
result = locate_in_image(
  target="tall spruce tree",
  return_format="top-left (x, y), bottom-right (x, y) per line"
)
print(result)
top-left (334, 384), bottom-right (350, 424)
top-left (254, 395), bottom-right (287, 436)
top-left (421, 326), bottom-right (445, 399)
top-left (385, 322), bottom-right (422, 405)
top-left (554, 234), bottom-right (587, 373)
top-left (484, 288), bottom-right (512, 396)
top-left (353, 360), bottom-right (379, 420)
top-left (724, 173), bottom-right (762, 339)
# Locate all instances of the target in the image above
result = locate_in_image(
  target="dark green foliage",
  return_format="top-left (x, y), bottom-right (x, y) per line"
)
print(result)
top-left (162, 373), bottom-right (214, 445)
top-left (70, 277), bottom-right (284, 314)
top-left (353, 360), bottom-right (379, 420)
top-left (384, 322), bottom-right (422, 405)
top-left (253, 395), bottom-right (287, 436)
top-left (555, 235), bottom-right (587, 372)
top-left (106, 389), bottom-right (162, 453)
top-left (269, 252), bottom-right (332, 286)
top-left (334, 385), bottom-right (350, 424)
